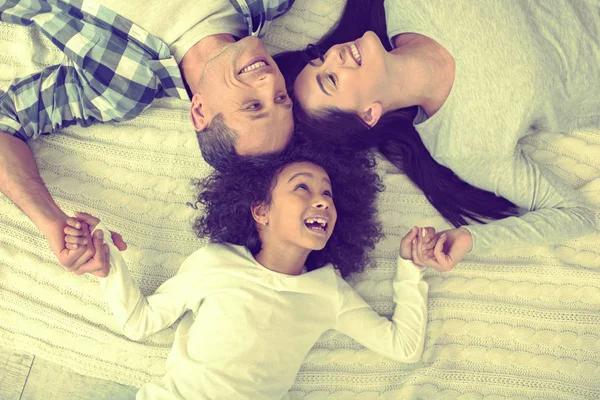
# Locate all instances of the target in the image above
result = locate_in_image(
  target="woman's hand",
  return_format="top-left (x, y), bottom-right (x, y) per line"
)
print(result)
top-left (400, 226), bottom-right (472, 272)
top-left (427, 227), bottom-right (473, 272)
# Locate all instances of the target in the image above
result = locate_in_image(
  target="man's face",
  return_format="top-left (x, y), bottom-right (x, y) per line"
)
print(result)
top-left (193, 37), bottom-right (294, 156)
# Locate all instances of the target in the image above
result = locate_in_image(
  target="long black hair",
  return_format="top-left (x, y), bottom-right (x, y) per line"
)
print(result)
top-left (193, 136), bottom-right (385, 277)
top-left (274, 0), bottom-right (518, 227)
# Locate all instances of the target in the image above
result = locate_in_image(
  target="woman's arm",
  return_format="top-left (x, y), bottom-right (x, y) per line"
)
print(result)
top-left (334, 257), bottom-right (428, 363)
top-left (95, 223), bottom-right (198, 341)
top-left (451, 151), bottom-right (597, 250)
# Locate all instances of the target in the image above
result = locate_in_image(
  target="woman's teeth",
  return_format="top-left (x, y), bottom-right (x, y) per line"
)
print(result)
top-left (350, 43), bottom-right (362, 65)
top-left (240, 61), bottom-right (267, 74)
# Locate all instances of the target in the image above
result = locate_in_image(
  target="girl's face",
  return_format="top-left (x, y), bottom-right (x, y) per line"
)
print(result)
top-left (256, 161), bottom-right (337, 251)
top-left (293, 31), bottom-right (388, 115)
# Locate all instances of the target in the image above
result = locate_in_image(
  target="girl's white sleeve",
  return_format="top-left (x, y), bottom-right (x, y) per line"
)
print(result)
top-left (334, 258), bottom-right (428, 363)
top-left (96, 223), bottom-right (198, 341)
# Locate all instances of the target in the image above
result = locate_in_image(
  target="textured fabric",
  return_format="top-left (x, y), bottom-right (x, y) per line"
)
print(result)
top-left (0, 1), bottom-right (599, 398)
top-left (97, 236), bottom-right (427, 399)
top-left (386, 0), bottom-right (599, 251)
top-left (0, 0), bottom-right (188, 141)
top-left (99, 0), bottom-right (247, 63)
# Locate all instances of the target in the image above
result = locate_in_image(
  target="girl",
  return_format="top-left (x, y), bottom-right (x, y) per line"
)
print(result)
top-left (67, 144), bottom-right (437, 399)
top-left (275, 0), bottom-right (599, 271)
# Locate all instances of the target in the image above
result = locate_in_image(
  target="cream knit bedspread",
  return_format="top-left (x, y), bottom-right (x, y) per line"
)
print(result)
top-left (1, 1), bottom-right (600, 398)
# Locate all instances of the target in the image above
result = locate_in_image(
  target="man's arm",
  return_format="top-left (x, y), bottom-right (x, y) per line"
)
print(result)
top-left (0, 131), bottom-right (92, 268)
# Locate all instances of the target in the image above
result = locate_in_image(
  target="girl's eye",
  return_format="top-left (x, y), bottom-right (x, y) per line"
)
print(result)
top-left (323, 190), bottom-right (333, 198)
top-left (246, 102), bottom-right (261, 111)
top-left (296, 183), bottom-right (308, 191)
top-left (275, 94), bottom-right (288, 103)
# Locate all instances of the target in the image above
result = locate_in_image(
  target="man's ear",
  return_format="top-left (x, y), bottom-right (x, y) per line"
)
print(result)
top-left (360, 102), bottom-right (383, 128)
top-left (190, 93), bottom-right (209, 131)
top-left (251, 202), bottom-right (270, 226)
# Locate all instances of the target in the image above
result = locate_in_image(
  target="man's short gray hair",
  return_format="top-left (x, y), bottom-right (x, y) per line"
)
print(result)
top-left (196, 114), bottom-right (239, 171)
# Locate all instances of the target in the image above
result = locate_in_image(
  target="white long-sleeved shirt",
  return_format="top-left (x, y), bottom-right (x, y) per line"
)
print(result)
top-left (385, 0), bottom-right (599, 250)
top-left (96, 223), bottom-right (428, 400)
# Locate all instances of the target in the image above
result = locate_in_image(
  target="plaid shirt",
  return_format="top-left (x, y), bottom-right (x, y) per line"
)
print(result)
top-left (0, 0), bottom-right (294, 141)
top-left (230, 0), bottom-right (295, 37)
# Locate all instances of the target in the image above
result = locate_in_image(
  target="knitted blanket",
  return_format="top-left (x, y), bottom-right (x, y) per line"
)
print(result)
top-left (1, 1), bottom-right (599, 398)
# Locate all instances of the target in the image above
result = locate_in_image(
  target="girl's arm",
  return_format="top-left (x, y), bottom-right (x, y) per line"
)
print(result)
top-left (334, 257), bottom-right (428, 363)
top-left (94, 222), bottom-right (197, 341)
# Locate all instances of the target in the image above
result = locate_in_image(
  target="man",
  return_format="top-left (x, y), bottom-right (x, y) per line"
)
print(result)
top-left (0, 0), bottom-right (295, 274)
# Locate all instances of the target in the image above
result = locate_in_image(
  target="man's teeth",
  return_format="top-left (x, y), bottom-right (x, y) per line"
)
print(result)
top-left (350, 43), bottom-right (362, 65)
top-left (240, 61), bottom-right (267, 73)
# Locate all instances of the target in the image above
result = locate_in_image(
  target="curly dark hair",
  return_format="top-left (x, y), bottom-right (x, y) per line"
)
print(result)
top-left (192, 136), bottom-right (385, 277)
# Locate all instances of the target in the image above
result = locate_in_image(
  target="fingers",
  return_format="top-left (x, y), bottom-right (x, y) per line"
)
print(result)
top-left (411, 232), bottom-right (426, 267)
top-left (73, 230), bottom-right (109, 276)
top-left (432, 233), bottom-right (455, 272)
top-left (421, 227), bottom-right (436, 252)
top-left (74, 211), bottom-right (101, 230)
top-left (399, 226), bottom-right (419, 260)
top-left (110, 231), bottom-right (128, 252)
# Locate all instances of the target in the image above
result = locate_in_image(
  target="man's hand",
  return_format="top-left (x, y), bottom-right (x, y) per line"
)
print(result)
top-left (64, 213), bottom-right (127, 252)
top-left (62, 211), bottom-right (126, 277)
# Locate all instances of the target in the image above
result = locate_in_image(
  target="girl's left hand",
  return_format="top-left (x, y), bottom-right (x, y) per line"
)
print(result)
top-left (400, 226), bottom-right (437, 263)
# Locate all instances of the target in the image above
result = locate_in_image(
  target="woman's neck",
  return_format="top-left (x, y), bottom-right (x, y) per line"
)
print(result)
top-left (254, 241), bottom-right (309, 276)
top-left (383, 34), bottom-right (455, 117)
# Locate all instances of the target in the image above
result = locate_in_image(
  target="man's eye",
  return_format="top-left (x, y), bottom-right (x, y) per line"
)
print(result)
top-left (246, 103), bottom-right (261, 110)
top-left (275, 94), bottom-right (288, 103)
top-left (327, 74), bottom-right (336, 87)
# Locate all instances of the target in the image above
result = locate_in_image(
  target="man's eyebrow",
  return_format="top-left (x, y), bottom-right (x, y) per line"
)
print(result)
top-left (288, 172), bottom-right (314, 182)
top-left (316, 75), bottom-right (331, 97)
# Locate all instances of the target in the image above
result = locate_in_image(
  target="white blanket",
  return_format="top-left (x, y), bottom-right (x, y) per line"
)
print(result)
top-left (1, 1), bottom-right (600, 398)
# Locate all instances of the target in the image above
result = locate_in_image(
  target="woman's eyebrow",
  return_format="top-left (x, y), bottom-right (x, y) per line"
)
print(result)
top-left (288, 172), bottom-right (314, 182)
top-left (316, 75), bottom-right (332, 97)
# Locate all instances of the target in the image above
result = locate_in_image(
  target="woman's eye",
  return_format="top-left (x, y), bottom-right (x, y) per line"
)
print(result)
top-left (246, 103), bottom-right (261, 110)
top-left (275, 94), bottom-right (288, 103)
top-left (323, 190), bottom-right (333, 198)
top-left (296, 183), bottom-right (308, 191)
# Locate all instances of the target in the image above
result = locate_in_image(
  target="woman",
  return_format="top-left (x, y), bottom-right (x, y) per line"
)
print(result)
top-left (275, 0), bottom-right (599, 270)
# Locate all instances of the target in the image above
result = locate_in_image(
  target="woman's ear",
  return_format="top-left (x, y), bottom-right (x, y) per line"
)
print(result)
top-left (251, 202), bottom-right (270, 226)
top-left (360, 102), bottom-right (383, 127)
top-left (190, 93), bottom-right (209, 131)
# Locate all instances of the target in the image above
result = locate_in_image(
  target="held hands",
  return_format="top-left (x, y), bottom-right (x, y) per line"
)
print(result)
top-left (399, 226), bottom-right (473, 272)
top-left (60, 211), bottom-right (125, 277)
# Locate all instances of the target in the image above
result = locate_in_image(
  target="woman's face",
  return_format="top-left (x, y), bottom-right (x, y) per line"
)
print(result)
top-left (257, 162), bottom-right (337, 252)
top-left (294, 31), bottom-right (388, 115)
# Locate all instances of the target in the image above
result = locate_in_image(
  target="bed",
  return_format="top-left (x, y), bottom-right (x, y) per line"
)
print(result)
top-left (1, 0), bottom-right (599, 398)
